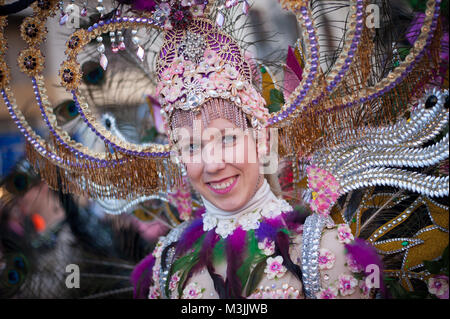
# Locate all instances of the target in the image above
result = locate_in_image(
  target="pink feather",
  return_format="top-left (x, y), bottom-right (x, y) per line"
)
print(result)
top-left (130, 253), bottom-right (156, 299)
top-left (345, 238), bottom-right (386, 296)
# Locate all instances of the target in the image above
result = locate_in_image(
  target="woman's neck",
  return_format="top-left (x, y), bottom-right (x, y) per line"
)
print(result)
top-left (201, 178), bottom-right (276, 219)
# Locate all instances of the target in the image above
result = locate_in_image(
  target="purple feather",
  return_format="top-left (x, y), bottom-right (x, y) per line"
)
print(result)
top-left (226, 227), bottom-right (247, 298)
top-left (284, 209), bottom-right (308, 227)
top-left (175, 218), bottom-right (204, 256)
top-left (284, 47), bottom-right (303, 100)
top-left (345, 238), bottom-right (386, 296)
top-left (286, 46), bottom-right (303, 81)
top-left (193, 206), bottom-right (206, 219)
top-left (227, 227), bottom-right (247, 254)
top-left (197, 231), bottom-right (226, 298)
top-left (255, 217), bottom-right (283, 242)
top-left (130, 253), bottom-right (156, 299)
top-left (255, 221), bottom-right (277, 242)
top-left (406, 12), bottom-right (425, 45)
top-left (132, 0), bottom-right (156, 12)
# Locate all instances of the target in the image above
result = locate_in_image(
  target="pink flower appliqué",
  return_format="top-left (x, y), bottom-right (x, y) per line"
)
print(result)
top-left (165, 82), bottom-right (183, 103)
top-left (168, 179), bottom-right (192, 221)
top-left (346, 253), bottom-right (364, 273)
top-left (428, 275), bottom-right (449, 299)
top-left (170, 57), bottom-right (185, 75)
top-left (318, 248), bottom-right (336, 270)
top-left (203, 49), bottom-right (219, 65)
top-left (307, 165), bottom-right (342, 217)
top-left (152, 240), bottom-right (164, 258)
top-left (190, 4), bottom-right (205, 17)
top-left (182, 282), bottom-right (205, 299)
top-left (359, 279), bottom-right (372, 299)
top-left (316, 286), bottom-right (338, 299)
top-left (264, 256), bottom-right (287, 280)
top-left (169, 271), bottom-right (181, 292)
top-left (258, 238), bottom-right (275, 256)
top-left (338, 274), bottom-right (358, 296)
top-left (211, 72), bottom-right (231, 91)
top-left (337, 223), bottom-right (354, 244)
top-left (148, 285), bottom-right (160, 299)
top-left (199, 76), bottom-right (216, 91)
top-left (161, 67), bottom-right (174, 81)
top-left (224, 64), bottom-right (239, 79)
top-left (196, 60), bottom-right (214, 74)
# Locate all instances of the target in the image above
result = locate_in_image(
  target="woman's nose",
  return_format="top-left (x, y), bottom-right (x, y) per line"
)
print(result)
top-left (204, 160), bottom-right (226, 173)
top-left (203, 149), bottom-right (226, 173)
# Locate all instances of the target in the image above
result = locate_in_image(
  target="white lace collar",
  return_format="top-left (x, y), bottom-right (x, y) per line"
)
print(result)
top-left (201, 179), bottom-right (292, 238)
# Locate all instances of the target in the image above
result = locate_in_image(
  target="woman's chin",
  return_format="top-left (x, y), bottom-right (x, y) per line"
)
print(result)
top-left (205, 193), bottom-right (245, 212)
top-left (213, 200), bottom-right (244, 212)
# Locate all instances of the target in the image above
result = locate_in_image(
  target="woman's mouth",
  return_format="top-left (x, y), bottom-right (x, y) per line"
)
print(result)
top-left (206, 175), bottom-right (239, 194)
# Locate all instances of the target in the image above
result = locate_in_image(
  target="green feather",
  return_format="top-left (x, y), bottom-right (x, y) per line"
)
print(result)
top-left (237, 230), bottom-right (264, 289)
top-left (212, 239), bottom-right (225, 264)
top-left (168, 234), bottom-right (205, 298)
top-left (245, 258), bottom-right (268, 297)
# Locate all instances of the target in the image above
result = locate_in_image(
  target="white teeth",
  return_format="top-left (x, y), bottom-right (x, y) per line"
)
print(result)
top-left (209, 176), bottom-right (236, 190)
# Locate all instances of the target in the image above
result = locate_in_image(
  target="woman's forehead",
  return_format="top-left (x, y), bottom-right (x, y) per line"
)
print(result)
top-left (176, 118), bottom-right (243, 142)
top-left (182, 117), bottom-right (238, 132)
top-left (170, 99), bottom-right (250, 134)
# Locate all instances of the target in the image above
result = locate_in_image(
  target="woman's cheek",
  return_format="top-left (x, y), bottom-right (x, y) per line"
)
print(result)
top-left (185, 162), bottom-right (203, 187)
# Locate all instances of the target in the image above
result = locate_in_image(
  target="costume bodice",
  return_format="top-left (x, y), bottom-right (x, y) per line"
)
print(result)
top-left (147, 210), bottom-right (374, 299)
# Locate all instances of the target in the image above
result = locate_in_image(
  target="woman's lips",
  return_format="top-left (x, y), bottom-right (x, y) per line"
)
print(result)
top-left (206, 175), bottom-right (239, 195)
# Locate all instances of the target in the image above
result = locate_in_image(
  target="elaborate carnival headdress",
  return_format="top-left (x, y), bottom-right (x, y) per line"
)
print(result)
top-left (0, 0), bottom-right (448, 294)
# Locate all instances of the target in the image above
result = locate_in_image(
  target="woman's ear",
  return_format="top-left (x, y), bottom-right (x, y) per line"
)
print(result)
top-left (256, 128), bottom-right (270, 160)
top-left (257, 128), bottom-right (279, 175)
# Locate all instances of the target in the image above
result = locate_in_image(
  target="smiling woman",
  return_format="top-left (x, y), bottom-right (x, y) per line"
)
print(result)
top-left (130, 13), bottom-right (380, 299)
top-left (173, 100), bottom-right (262, 212)
top-left (138, 95), bottom-right (376, 298)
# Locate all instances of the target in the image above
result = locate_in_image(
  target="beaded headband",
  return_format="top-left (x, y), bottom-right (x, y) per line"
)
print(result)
top-left (156, 17), bottom-right (269, 141)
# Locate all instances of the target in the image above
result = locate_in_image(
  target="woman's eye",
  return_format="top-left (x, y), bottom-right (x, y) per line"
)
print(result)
top-left (222, 135), bottom-right (236, 145)
top-left (181, 143), bottom-right (200, 154)
top-left (188, 143), bottom-right (200, 153)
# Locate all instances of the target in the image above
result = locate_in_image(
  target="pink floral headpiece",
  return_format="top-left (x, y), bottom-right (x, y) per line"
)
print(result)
top-left (156, 18), bottom-right (269, 134)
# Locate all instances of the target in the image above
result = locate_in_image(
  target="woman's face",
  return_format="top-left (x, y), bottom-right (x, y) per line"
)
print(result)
top-left (176, 117), bottom-right (262, 212)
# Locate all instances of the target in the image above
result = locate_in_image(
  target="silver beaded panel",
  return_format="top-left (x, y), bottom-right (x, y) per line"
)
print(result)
top-left (158, 221), bottom-right (190, 299)
top-left (301, 213), bottom-right (328, 299)
top-left (95, 194), bottom-right (169, 215)
top-left (311, 88), bottom-right (449, 198)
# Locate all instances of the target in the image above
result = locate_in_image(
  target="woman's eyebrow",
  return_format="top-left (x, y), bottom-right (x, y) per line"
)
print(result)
top-left (178, 127), bottom-right (240, 145)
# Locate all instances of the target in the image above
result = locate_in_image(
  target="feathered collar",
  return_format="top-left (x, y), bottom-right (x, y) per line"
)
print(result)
top-left (167, 206), bottom-right (304, 299)
top-left (201, 179), bottom-right (293, 238)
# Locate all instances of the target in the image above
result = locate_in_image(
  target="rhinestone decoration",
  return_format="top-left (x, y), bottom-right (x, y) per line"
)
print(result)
top-left (311, 88), bottom-right (449, 199)
top-left (158, 222), bottom-right (190, 299)
top-left (301, 213), bottom-right (330, 299)
top-left (178, 31), bottom-right (207, 63)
